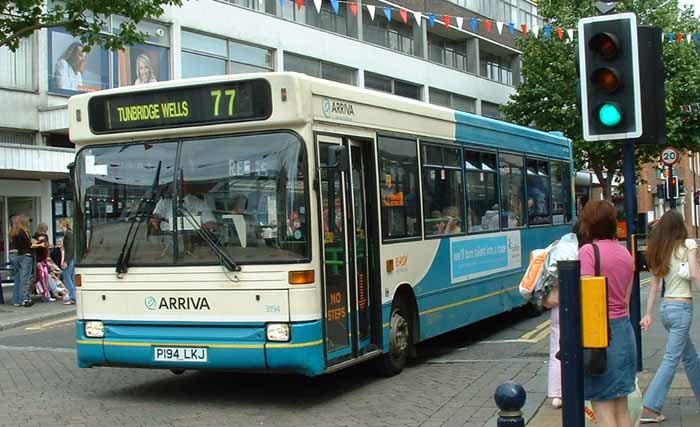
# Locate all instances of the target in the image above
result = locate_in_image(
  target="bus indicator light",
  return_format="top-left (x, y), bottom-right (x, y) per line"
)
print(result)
top-left (289, 270), bottom-right (315, 285)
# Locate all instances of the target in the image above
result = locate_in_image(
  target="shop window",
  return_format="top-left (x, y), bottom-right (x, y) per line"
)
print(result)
top-left (378, 136), bottom-right (421, 240)
top-left (499, 153), bottom-right (525, 228)
top-left (526, 158), bottom-right (551, 225)
top-left (422, 145), bottom-right (464, 237)
top-left (465, 149), bottom-right (499, 233)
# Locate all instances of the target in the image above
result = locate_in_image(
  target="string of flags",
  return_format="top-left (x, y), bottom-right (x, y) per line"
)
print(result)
top-left (271, 0), bottom-right (700, 45)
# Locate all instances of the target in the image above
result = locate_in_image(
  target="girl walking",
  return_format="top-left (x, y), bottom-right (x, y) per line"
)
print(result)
top-left (640, 210), bottom-right (700, 423)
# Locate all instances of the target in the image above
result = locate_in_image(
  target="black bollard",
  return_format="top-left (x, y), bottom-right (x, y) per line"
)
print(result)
top-left (494, 381), bottom-right (526, 427)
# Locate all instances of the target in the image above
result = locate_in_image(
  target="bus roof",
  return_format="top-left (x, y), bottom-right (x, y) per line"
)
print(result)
top-left (69, 72), bottom-right (571, 159)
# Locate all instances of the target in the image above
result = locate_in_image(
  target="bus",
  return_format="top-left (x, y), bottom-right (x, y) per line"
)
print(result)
top-left (70, 73), bottom-right (574, 377)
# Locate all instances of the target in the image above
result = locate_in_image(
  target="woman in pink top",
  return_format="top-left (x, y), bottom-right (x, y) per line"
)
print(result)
top-left (579, 200), bottom-right (636, 427)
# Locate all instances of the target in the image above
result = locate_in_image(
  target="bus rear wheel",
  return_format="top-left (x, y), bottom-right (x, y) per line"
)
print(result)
top-left (375, 298), bottom-right (412, 377)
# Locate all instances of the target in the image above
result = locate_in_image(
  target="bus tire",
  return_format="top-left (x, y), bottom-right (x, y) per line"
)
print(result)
top-left (375, 297), bottom-right (412, 377)
top-left (170, 369), bottom-right (185, 375)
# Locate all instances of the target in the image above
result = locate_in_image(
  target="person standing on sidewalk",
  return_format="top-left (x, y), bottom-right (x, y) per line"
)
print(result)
top-left (8, 215), bottom-right (21, 306)
top-left (60, 218), bottom-right (76, 305)
top-left (579, 200), bottom-right (636, 427)
top-left (10, 215), bottom-right (35, 308)
top-left (640, 210), bottom-right (700, 423)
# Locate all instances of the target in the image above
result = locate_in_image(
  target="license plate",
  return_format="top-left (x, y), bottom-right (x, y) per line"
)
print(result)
top-left (154, 347), bottom-right (208, 363)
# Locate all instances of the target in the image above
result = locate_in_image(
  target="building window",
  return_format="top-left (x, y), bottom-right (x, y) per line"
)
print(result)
top-left (422, 144), bottom-right (464, 237)
top-left (219, 0), bottom-right (264, 11)
top-left (362, 11), bottom-right (414, 56)
top-left (427, 36), bottom-right (468, 73)
top-left (284, 53), bottom-right (356, 85)
top-left (0, 35), bottom-right (35, 91)
top-left (481, 101), bottom-right (502, 119)
top-left (182, 30), bottom-right (273, 79)
top-left (48, 20), bottom-right (172, 95)
top-left (499, 153), bottom-right (525, 228)
top-left (526, 158), bottom-right (551, 225)
top-left (282, 1), bottom-right (350, 37)
top-left (464, 149), bottom-right (499, 233)
top-left (365, 72), bottom-right (421, 100)
top-left (429, 88), bottom-right (476, 113)
top-left (0, 130), bottom-right (34, 146)
top-left (480, 53), bottom-right (513, 86)
top-left (378, 135), bottom-right (421, 240)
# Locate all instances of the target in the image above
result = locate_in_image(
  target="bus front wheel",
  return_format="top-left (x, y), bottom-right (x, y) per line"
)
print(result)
top-left (375, 298), bottom-right (412, 377)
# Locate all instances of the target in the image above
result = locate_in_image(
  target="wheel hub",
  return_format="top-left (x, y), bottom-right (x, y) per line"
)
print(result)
top-left (390, 310), bottom-right (409, 357)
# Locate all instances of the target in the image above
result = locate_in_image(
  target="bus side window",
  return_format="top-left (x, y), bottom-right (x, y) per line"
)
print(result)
top-left (499, 153), bottom-right (525, 229)
top-left (526, 158), bottom-right (551, 226)
top-left (464, 149), bottom-right (499, 233)
top-left (378, 136), bottom-right (421, 240)
top-left (421, 144), bottom-right (464, 237)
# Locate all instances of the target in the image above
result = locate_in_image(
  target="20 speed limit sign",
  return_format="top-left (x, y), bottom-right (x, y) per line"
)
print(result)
top-left (661, 147), bottom-right (679, 166)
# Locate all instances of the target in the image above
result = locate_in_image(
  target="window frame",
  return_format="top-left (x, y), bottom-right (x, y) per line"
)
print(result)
top-left (463, 146), bottom-right (501, 235)
top-left (524, 156), bottom-right (553, 227)
top-left (420, 141), bottom-right (466, 240)
top-left (497, 150), bottom-right (527, 230)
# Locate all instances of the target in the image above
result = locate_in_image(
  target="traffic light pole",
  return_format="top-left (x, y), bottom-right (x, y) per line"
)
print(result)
top-left (623, 140), bottom-right (643, 371)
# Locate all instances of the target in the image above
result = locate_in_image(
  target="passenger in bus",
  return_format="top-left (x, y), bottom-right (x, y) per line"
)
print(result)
top-left (150, 184), bottom-right (216, 232)
top-left (481, 204), bottom-right (500, 231)
top-left (430, 210), bottom-right (447, 235)
top-left (443, 206), bottom-right (462, 234)
top-left (229, 195), bottom-right (263, 248)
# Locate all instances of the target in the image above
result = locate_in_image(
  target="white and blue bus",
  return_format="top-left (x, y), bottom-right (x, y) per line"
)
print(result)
top-left (70, 73), bottom-right (573, 376)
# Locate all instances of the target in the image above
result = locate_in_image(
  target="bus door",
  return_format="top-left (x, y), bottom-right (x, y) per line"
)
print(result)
top-left (317, 135), bottom-right (374, 366)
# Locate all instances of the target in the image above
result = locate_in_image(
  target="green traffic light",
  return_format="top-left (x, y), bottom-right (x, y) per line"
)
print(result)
top-left (598, 103), bottom-right (622, 127)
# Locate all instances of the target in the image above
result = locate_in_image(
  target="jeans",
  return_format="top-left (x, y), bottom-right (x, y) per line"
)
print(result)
top-left (643, 300), bottom-right (700, 412)
top-left (62, 260), bottom-right (76, 303)
top-left (9, 253), bottom-right (20, 305)
top-left (15, 255), bottom-right (33, 303)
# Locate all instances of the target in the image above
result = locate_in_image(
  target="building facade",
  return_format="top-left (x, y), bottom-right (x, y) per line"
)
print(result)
top-left (0, 0), bottom-right (541, 263)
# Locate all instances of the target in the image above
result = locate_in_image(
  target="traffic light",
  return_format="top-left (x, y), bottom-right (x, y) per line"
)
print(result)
top-left (694, 190), bottom-right (700, 205)
top-left (578, 13), bottom-right (642, 141)
top-left (666, 176), bottom-right (679, 200)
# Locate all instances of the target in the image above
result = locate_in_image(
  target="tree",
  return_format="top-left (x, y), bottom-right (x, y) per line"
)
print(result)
top-left (501, 0), bottom-right (700, 200)
top-left (1, 0), bottom-right (183, 52)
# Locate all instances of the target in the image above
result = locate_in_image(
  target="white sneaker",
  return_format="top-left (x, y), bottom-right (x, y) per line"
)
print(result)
top-left (552, 398), bottom-right (562, 409)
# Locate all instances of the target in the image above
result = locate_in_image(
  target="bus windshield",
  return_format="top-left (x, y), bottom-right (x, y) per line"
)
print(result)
top-left (75, 132), bottom-right (309, 266)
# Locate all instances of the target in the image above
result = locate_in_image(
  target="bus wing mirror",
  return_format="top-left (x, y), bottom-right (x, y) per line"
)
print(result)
top-left (328, 145), bottom-right (349, 173)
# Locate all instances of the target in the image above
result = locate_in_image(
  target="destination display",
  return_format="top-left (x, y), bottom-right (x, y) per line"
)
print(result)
top-left (88, 79), bottom-right (272, 133)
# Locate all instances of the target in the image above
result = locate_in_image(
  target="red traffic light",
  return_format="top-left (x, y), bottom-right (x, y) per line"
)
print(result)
top-left (591, 68), bottom-right (620, 92)
top-left (589, 33), bottom-right (620, 59)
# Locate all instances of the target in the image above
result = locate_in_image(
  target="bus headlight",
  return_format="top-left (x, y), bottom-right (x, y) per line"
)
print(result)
top-left (266, 323), bottom-right (290, 342)
top-left (85, 321), bottom-right (105, 338)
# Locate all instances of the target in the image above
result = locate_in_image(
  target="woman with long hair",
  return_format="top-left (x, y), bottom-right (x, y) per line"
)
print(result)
top-left (60, 218), bottom-right (77, 305)
top-left (640, 210), bottom-right (700, 423)
top-left (10, 215), bottom-right (35, 307)
top-left (579, 200), bottom-right (636, 427)
top-left (134, 54), bottom-right (157, 85)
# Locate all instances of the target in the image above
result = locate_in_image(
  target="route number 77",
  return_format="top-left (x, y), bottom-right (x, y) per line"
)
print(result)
top-left (211, 89), bottom-right (237, 116)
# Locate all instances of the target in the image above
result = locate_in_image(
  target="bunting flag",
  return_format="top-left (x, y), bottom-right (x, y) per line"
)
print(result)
top-left (485, 20), bottom-right (492, 33)
top-left (688, 34), bottom-right (692, 43)
top-left (509, 22), bottom-right (515, 35)
top-left (428, 13), bottom-right (436, 27)
top-left (400, 9), bottom-right (408, 23)
top-left (677, 32), bottom-right (684, 43)
top-left (414, 11), bottom-right (422, 26)
top-left (679, 102), bottom-right (700, 113)
top-left (544, 25), bottom-right (551, 39)
top-left (470, 18), bottom-right (478, 32)
top-left (349, 2), bottom-right (358, 16)
top-left (313, 0), bottom-right (321, 13)
top-left (456, 16), bottom-right (464, 30)
top-left (695, 33), bottom-right (700, 44)
top-left (532, 25), bottom-right (539, 38)
top-left (557, 27), bottom-right (565, 41)
top-left (296, 0), bottom-right (303, 10)
top-left (330, 0), bottom-right (339, 15)
top-left (496, 21), bottom-right (504, 35)
top-left (567, 29), bottom-right (574, 41)
top-left (366, 4), bottom-right (375, 20)
top-left (521, 24), bottom-right (528, 37)
top-left (444, 15), bottom-right (451, 28)
top-left (383, 7), bottom-right (391, 22)
top-left (669, 32), bottom-right (676, 43)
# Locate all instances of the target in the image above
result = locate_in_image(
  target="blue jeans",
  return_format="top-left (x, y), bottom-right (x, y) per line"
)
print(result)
top-left (643, 300), bottom-right (700, 412)
top-left (62, 260), bottom-right (76, 303)
top-left (14, 255), bottom-right (33, 303)
top-left (9, 253), bottom-right (20, 305)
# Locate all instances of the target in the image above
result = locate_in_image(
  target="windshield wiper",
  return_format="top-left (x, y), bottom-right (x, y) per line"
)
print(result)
top-left (178, 203), bottom-right (240, 272)
top-left (116, 161), bottom-right (162, 275)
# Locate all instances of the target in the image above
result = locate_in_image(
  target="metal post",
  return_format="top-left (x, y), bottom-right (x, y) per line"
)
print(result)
top-left (693, 152), bottom-right (698, 238)
top-left (494, 381), bottom-right (526, 427)
top-left (558, 260), bottom-right (584, 427)
top-left (623, 141), bottom-right (643, 371)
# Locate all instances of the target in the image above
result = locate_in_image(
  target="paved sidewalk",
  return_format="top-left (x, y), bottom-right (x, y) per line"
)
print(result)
top-left (0, 283), bottom-right (75, 331)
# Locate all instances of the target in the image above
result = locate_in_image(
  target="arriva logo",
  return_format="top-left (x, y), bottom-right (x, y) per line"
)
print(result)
top-left (144, 296), bottom-right (211, 311)
top-left (321, 97), bottom-right (355, 120)
top-left (322, 98), bottom-right (332, 118)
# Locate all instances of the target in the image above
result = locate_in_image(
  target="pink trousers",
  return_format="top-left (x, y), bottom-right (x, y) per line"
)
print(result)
top-left (548, 307), bottom-right (562, 398)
